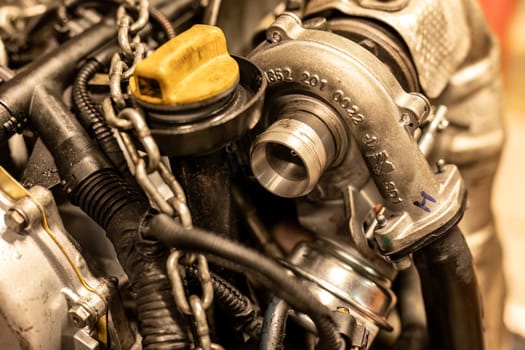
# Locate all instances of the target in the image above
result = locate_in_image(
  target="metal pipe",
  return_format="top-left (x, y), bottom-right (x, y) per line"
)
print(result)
top-left (413, 226), bottom-right (485, 350)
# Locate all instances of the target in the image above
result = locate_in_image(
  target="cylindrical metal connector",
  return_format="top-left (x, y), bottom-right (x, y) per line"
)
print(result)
top-left (251, 110), bottom-right (336, 198)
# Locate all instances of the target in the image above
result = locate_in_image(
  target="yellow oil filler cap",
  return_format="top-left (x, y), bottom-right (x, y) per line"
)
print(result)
top-left (130, 25), bottom-right (239, 106)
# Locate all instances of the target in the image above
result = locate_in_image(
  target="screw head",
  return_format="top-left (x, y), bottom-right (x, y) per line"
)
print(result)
top-left (4, 208), bottom-right (28, 233)
top-left (68, 305), bottom-right (92, 328)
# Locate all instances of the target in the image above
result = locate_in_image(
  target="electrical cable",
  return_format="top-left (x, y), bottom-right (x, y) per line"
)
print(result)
top-left (144, 213), bottom-right (344, 350)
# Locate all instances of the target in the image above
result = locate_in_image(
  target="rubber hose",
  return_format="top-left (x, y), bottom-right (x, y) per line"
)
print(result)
top-left (394, 267), bottom-right (427, 350)
top-left (413, 226), bottom-right (485, 350)
top-left (72, 169), bottom-right (191, 349)
top-left (260, 297), bottom-right (289, 350)
top-left (144, 214), bottom-right (343, 350)
top-left (185, 265), bottom-right (263, 342)
top-left (72, 59), bottom-right (131, 177)
top-left (150, 6), bottom-right (176, 39)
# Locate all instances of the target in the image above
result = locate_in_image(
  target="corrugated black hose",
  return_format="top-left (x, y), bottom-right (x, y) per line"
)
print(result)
top-left (185, 265), bottom-right (264, 342)
top-left (71, 169), bottom-right (191, 350)
top-left (144, 214), bottom-right (344, 350)
top-left (72, 58), bottom-right (131, 177)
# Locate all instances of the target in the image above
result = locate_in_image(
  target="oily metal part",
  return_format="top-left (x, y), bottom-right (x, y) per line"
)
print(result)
top-left (282, 238), bottom-right (396, 348)
top-left (249, 14), bottom-right (464, 257)
top-left (0, 183), bottom-right (114, 349)
top-left (305, 0), bottom-right (471, 98)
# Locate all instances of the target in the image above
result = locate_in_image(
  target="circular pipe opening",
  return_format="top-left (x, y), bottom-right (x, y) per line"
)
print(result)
top-left (250, 116), bottom-right (335, 198)
top-left (266, 143), bottom-right (308, 181)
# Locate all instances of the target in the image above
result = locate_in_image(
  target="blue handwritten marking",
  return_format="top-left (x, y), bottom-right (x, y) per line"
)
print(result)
top-left (413, 191), bottom-right (436, 213)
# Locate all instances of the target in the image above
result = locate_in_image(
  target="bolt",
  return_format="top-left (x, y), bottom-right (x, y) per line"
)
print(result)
top-left (438, 119), bottom-right (449, 131)
top-left (376, 213), bottom-right (387, 229)
top-left (68, 304), bottom-right (93, 328)
top-left (4, 208), bottom-right (28, 233)
top-left (436, 159), bottom-right (446, 173)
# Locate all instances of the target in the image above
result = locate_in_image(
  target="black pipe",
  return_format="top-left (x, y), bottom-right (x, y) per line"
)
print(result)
top-left (260, 297), bottom-right (289, 350)
top-left (0, 17), bottom-right (116, 140)
top-left (393, 266), bottom-right (427, 350)
top-left (170, 151), bottom-right (236, 238)
top-left (29, 87), bottom-right (192, 349)
top-left (144, 213), bottom-right (344, 350)
top-left (0, 0), bottom-right (194, 142)
top-left (413, 226), bottom-right (485, 350)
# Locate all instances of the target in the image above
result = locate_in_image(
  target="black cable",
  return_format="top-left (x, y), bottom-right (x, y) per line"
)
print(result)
top-left (150, 6), bottom-right (176, 39)
top-left (260, 297), bottom-right (289, 350)
top-left (185, 265), bottom-right (263, 342)
top-left (72, 58), bottom-right (131, 177)
top-left (144, 213), bottom-right (344, 350)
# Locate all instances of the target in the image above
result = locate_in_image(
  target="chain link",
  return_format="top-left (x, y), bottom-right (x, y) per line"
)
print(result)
top-left (102, 2), bottom-right (218, 349)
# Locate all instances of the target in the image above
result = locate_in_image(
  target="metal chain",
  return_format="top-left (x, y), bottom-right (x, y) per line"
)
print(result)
top-left (102, 3), bottom-right (219, 349)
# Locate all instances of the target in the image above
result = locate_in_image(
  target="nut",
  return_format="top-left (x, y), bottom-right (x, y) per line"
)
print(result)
top-left (68, 304), bottom-right (93, 328)
top-left (4, 208), bottom-right (28, 233)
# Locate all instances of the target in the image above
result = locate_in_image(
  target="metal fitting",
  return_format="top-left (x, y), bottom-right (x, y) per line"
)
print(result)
top-left (251, 95), bottom-right (345, 197)
top-left (282, 238), bottom-right (396, 347)
top-left (249, 14), bottom-right (465, 259)
top-left (4, 207), bottom-right (28, 232)
top-left (68, 304), bottom-right (94, 328)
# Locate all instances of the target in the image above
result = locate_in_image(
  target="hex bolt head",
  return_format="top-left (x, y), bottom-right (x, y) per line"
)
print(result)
top-left (68, 304), bottom-right (93, 328)
top-left (4, 208), bottom-right (28, 233)
top-left (376, 213), bottom-right (387, 229)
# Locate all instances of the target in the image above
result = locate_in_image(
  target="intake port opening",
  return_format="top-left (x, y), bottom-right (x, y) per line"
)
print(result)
top-left (265, 142), bottom-right (307, 182)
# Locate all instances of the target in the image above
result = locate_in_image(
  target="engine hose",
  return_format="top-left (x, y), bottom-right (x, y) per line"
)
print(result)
top-left (144, 214), bottom-right (344, 350)
top-left (413, 226), bottom-right (485, 350)
top-left (260, 297), bottom-right (289, 350)
top-left (150, 6), bottom-right (176, 39)
top-left (185, 265), bottom-right (264, 342)
top-left (71, 169), bottom-right (191, 349)
top-left (72, 59), bottom-right (131, 177)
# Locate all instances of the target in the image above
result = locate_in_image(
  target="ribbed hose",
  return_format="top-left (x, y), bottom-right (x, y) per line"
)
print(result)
top-left (150, 6), bottom-right (176, 39)
top-left (145, 214), bottom-right (344, 350)
top-left (186, 265), bottom-right (263, 342)
top-left (72, 169), bottom-right (191, 349)
top-left (72, 59), bottom-right (131, 176)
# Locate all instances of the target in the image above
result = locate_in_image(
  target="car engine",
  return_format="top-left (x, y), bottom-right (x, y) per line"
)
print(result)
top-left (0, 0), bottom-right (506, 349)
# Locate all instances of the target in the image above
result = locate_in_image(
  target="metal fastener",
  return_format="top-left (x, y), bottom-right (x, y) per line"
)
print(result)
top-left (68, 304), bottom-right (93, 328)
top-left (376, 213), bottom-right (387, 229)
top-left (436, 159), bottom-right (446, 173)
top-left (4, 208), bottom-right (28, 232)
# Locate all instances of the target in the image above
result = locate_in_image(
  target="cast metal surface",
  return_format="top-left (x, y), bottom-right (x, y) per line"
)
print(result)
top-left (282, 238), bottom-right (396, 348)
top-left (249, 13), bottom-right (465, 258)
top-left (0, 180), bottom-right (110, 349)
top-left (305, 0), bottom-right (472, 98)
